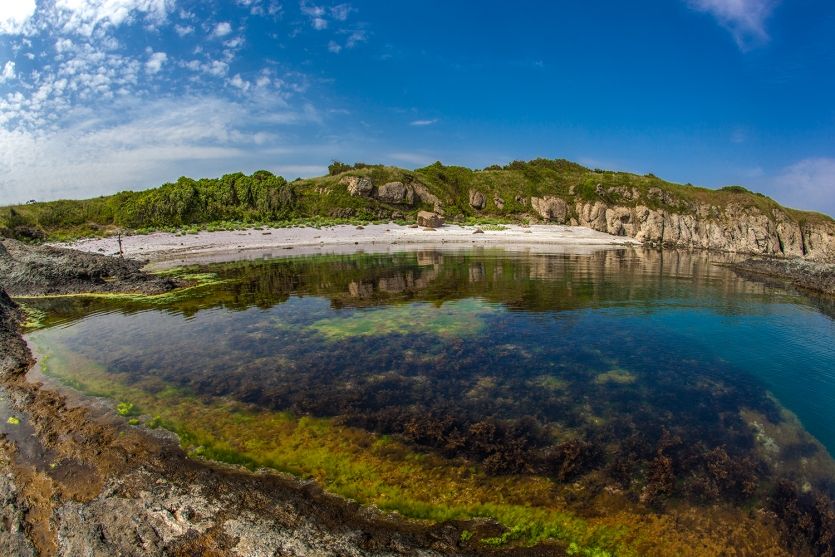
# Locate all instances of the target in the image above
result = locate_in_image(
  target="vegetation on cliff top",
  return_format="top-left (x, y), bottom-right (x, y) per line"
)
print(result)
top-left (1, 159), bottom-right (830, 241)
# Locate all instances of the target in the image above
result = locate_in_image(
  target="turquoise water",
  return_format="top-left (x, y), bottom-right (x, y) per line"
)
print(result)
top-left (25, 247), bottom-right (835, 501)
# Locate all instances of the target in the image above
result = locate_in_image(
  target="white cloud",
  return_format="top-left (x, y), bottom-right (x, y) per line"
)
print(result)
top-left (213, 21), bottom-right (232, 37)
top-left (174, 23), bottom-right (193, 36)
top-left (300, 2), bottom-right (325, 18)
top-left (145, 50), bottom-right (167, 74)
top-left (0, 95), bottom-right (321, 203)
top-left (229, 73), bottom-right (250, 92)
top-left (0, 0), bottom-right (36, 34)
top-left (687, 0), bottom-right (778, 50)
top-left (0, 61), bottom-right (16, 82)
top-left (772, 157), bottom-right (835, 216)
top-left (51, 0), bottom-right (175, 37)
top-left (409, 119), bottom-right (437, 126)
top-left (311, 17), bottom-right (327, 30)
top-left (327, 40), bottom-right (341, 54)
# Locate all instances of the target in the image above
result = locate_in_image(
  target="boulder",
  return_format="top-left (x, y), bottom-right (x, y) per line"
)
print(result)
top-left (493, 195), bottom-right (505, 210)
top-left (412, 182), bottom-right (444, 213)
top-left (339, 176), bottom-right (373, 197)
top-left (469, 190), bottom-right (486, 210)
top-left (376, 181), bottom-right (414, 205)
top-left (417, 211), bottom-right (444, 228)
top-left (531, 196), bottom-right (568, 223)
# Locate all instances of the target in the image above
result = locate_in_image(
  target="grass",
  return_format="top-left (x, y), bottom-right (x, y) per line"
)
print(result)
top-left (2, 159), bottom-right (829, 242)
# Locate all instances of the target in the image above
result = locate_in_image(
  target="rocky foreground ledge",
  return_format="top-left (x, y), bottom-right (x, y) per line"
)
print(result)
top-left (728, 257), bottom-right (835, 297)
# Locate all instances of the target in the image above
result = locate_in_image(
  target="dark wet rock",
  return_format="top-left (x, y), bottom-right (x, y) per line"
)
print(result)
top-left (0, 239), bottom-right (176, 296)
top-left (728, 257), bottom-right (835, 296)
top-left (417, 211), bottom-right (444, 228)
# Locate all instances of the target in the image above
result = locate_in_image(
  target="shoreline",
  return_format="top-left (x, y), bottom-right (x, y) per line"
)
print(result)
top-left (55, 223), bottom-right (641, 267)
top-left (2, 234), bottom-right (834, 554)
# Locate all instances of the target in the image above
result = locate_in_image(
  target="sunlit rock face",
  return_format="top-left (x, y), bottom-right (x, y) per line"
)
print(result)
top-left (572, 198), bottom-right (835, 260)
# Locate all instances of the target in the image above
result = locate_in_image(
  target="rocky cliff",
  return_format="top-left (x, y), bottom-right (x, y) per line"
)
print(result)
top-left (339, 169), bottom-right (835, 261)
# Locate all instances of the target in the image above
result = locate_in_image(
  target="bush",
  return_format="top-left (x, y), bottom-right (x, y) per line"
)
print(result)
top-left (328, 161), bottom-right (352, 176)
top-left (720, 185), bottom-right (752, 194)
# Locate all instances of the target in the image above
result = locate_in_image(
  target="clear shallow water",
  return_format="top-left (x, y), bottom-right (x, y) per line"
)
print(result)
top-left (25, 248), bottom-right (835, 501)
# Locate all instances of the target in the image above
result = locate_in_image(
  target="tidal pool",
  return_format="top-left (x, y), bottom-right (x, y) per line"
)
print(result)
top-left (23, 247), bottom-right (835, 555)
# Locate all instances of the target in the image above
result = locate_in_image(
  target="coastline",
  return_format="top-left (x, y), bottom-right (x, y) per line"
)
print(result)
top-left (55, 223), bottom-right (641, 266)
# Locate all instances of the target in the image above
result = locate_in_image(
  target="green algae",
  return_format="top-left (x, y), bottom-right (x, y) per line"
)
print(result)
top-left (594, 369), bottom-right (637, 385)
top-left (309, 298), bottom-right (500, 339)
top-left (18, 303), bottom-right (47, 331)
top-left (28, 333), bottom-right (643, 554)
top-left (12, 269), bottom-right (227, 305)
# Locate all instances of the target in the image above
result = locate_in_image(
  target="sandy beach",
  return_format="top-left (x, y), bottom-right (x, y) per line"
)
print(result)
top-left (57, 223), bottom-right (641, 268)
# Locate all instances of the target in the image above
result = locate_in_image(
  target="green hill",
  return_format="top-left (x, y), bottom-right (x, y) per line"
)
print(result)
top-left (1, 159), bottom-right (831, 243)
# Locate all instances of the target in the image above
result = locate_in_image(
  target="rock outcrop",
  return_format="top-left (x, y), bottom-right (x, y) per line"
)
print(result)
top-left (417, 211), bottom-right (444, 228)
top-left (376, 182), bottom-right (414, 205)
top-left (412, 182), bottom-right (444, 213)
top-left (469, 190), bottom-right (486, 210)
top-left (531, 196), bottom-right (568, 223)
top-left (340, 175), bottom-right (373, 197)
top-left (571, 200), bottom-right (835, 260)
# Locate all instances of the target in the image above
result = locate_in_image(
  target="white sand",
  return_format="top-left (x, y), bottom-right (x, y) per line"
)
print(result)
top-left (57, 223), bottom-right (641, 269)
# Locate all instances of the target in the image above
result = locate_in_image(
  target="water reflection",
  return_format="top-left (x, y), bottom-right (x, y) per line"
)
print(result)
top-left (25, 248), bottom-right (835, 511)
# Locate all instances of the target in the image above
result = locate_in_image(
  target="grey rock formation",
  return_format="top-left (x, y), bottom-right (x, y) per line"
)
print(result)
top-left (531, 196), bottom-right (568, 223)
top-left (375, 182), bottom-right (414, 205)
top-left (573, 200), bottom-right (835, 260)
top-left (339, 176), bottom-right (373, 197)
top-left (469, 190), bottom-right (486, 210)
top-left (417, 211), bottom-right (444, 228)
top-left (412, 182), bottom-right (444, 213)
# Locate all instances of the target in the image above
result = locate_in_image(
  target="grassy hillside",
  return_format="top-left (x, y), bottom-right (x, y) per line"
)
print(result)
top-left (1, 159), bottom-right (830, 241)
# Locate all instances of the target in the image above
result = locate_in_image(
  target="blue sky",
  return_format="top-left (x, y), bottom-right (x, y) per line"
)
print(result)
top-left (0, 0), bottom-right (833, 216)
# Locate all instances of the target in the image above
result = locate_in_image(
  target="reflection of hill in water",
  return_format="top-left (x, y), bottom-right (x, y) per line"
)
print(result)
top-left (29, 247), bottom-right (823, 322)
top-left (25, 247), bottom-right (835, 554)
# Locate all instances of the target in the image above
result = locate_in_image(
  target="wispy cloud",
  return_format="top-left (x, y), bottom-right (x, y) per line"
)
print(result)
top-left (409, 119), bottom-right (437, 127)
top-left (686, 0), bottom-right (778, 50)
top-left (0, 0), bottom-right (338, 204)
top-left (0, 94), bottom-right (322, 203)
top-left (772, 157), bottom-right (835, 215)
top-left (388, 152), bottom-right (434, 166)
